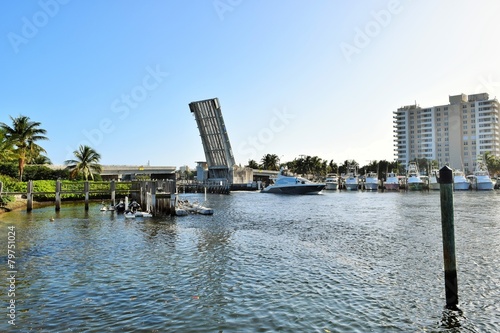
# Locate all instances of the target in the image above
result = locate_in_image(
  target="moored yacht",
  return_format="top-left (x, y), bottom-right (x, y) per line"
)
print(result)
top-left (384, 171), bottom-right (400, 191)
top-left (471, 157), bottom-right (494, 191)
top-left (325, 174), bottom-right (339, 190)
top-left (343, 165), bottom-right (359, 191)
top-left (453, 169), bottom-right (470, 191)
top-left (364, 171), bottom-right (379, 191)
top-left (261, 169), bottom-right (326, 194)
top-left (406, 162), bottom-right (424, 191)
top-left (428, 169), bottom-right (440, 190)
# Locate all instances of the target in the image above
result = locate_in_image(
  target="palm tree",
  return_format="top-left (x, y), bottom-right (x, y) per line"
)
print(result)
top-left (327, 160), bottom-right (338, 175)
top-left (260, 154), bottom-right (280, 171)
top-left (246, 159), bottom-right (259, 169)
top-left (64, 145), bottom-right (102, 180)
top-left (484, 152), bottom-right (500, 176)
top-left (0, 128), bottom-right (16, 162)
top-left (0, 115), bottom-right (48, 181)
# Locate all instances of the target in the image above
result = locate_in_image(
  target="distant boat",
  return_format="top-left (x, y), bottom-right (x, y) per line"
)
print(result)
top-left (261, 168), bottom-right (325, 195)
top-left (325, 174), bottom-right (339, 190)
top-left (344, 165), bottom-right (359, 191)
top-left (384, 171), bottom-right (400, 191)
top-left (406, 162), bottom-right (424, 191)
top-left (453, 169), bottom-right (470, 191)
top-left (428, 168), bottom-right (440, 190)
top-left (471, 157), bottom-right (494, 190)
top-left (364, 171), bottom-right (379, 191)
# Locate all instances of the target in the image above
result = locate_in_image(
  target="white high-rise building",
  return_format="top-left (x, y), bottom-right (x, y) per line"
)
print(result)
top-left (393, 93), bottom-right (500, 174)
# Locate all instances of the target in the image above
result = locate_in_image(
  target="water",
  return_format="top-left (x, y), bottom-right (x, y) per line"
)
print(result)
top-left (1, 190), bottom-right (499, 332)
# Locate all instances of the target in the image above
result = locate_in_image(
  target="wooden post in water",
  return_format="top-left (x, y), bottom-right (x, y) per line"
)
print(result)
top-left (27, 180), bottom-right (33, 212)
top-left (0, 181), bottom-right (3, 196)
top-left (151, 181), bottom-right (157, 215)
top-left (84, 181), bottom-right (90, 211)
top-left (55, 180), bottom-right (61, 211)
top-left (438, 165), bottom-right (459, 310)
top-left (110, 180), bottom-right (116, 207)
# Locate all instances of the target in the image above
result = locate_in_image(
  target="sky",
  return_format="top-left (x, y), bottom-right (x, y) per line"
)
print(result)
top-left (1, 0), bottom-right (500, 169)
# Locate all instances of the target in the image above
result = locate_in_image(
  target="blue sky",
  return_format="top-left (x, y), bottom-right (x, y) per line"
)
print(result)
top-left (1, 0), bottom-right (499, 169)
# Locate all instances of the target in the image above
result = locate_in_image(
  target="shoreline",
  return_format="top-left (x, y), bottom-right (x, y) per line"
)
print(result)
top-left (0, 197), bottom-right (56, 215)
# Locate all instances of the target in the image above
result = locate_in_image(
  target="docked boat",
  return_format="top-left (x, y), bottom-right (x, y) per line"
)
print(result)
top-left (428, 169), bottom-right (440, 190)
top-left (261, 169), bottom-right (325, 194)
top-left (406, 162), bottom-right (424, 191)
top-left (453, 169), bottom-right (470, 191)
top-left (176, 199), bottom-right (214, 215)
top-left (135, 211), bottom-right (153, 217)
top-left (471, 157), bottom-right (494, 190)
top-left (384, 171), bottom-right (400, 191)
top-left (343, 165), bottom-right (359, 191)
top-left (364, 171), bottom-right (379, 191)
top-left (325, 174), bottom-right (339, 190)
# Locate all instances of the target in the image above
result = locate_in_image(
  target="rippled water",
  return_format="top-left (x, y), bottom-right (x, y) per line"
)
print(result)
top-left (1, 190), bottom-right (499, 332)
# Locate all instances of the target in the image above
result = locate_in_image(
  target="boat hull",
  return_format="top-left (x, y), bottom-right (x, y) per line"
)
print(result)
top-left (325, 183), bottom-right (338, 190)
top-left (407, 182), bottom-right (423, 191)
top-left (364, 183), bottom-right (378, 191)
top-left (453, 182), bottom-right (470, 191)
top-left (429, 183), bottom-right (440, 191)
top-left (473, 182), bottom-right (494, 191)
top-left (344, 183), bottom-right (359, 191)
top-left (262, 184), bottom-right (326, 195)
top-left (384, 183), bottom-right (399, 191)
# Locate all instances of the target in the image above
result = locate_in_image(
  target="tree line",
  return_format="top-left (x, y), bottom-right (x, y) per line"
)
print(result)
top-left (246, 154), bottom-right (402, 180)
top-left (247, 153), bottom-right (500, 179)
top-left (1, 115), bottom-right (102, 181)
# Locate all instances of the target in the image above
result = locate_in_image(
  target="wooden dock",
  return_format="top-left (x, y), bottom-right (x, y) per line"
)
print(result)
top-left (0, 180), bottom-right (176, 216)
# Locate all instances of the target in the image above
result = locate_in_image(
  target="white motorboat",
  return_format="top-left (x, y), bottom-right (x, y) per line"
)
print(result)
top-left (135, 211), bottom-right (153, 217)
top-left (325, 174), bottom-right (339, 190)
top-left (176, 199), bottom-right (214, 215)
top-left (471, 157), bottom-right (494, 190)
top-left (406, 162), bottom-right (424, 191)
top-left (343, 165), bottom-right (359, 191)
top-left (261, 169), bottom-right (325, 194)
top-left (429, 169), bottom-right (440, 190)
top-left (453, 169), bottom-right (470, 191)
top-left (364, 171), bottom-right (379, 191)
top-left (384, 171), bottom-right (400, 191)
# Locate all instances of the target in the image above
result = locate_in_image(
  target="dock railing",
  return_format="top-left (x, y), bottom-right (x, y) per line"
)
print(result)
top-left (0, 179), bottom-right (176, 215)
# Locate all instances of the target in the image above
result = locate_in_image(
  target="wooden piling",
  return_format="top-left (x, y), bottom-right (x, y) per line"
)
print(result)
top-left (55, 180), bottom-right (61, 211)
top-left (0, 181), bottom-right (3, 196)
top-left (84, 181), bottom-right (90, 211)
top-left (27, 180), bottom-right (33, 212)
top-left (438, 165), bottom-right (459, 310)
top-left (110, 180), bottom-right (116, 206)
top-left (151, 181), bottom-right (157, 214)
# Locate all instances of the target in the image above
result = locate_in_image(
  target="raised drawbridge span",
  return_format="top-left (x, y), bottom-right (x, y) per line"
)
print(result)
top-left (189, 98), bottom-right (236, 182)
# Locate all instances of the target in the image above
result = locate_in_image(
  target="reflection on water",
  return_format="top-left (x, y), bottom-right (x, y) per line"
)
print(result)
top-left (0, 191), bottom-right (499, 332)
